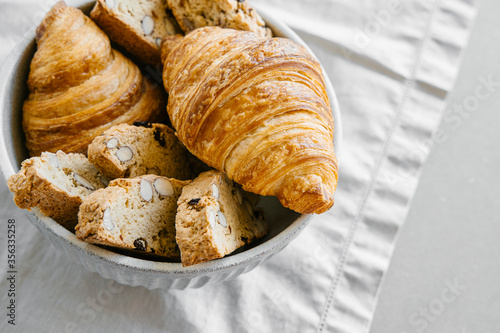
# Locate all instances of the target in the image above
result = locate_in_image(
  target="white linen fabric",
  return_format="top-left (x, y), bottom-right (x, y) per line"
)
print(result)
top-left (0, 0), bottom-right (477, 332)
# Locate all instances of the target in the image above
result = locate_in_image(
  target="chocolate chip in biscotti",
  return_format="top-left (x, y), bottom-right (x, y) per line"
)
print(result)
top-left (134, 238), bottom-right (148, 251)
top-left (116, 146), bottom-right (133, 162)
top-left (132, 121), bottom-right (153, 128)
top-left (188, 198), bottom-right (201, 206)
top-left (153, 128), bottom-right (166, 147)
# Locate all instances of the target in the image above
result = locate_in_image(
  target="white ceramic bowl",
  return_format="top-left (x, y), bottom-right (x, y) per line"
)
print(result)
top-left (0, 1), bottom-right (342, 290)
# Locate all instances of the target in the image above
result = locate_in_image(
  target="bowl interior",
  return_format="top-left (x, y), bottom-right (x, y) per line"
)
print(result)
top-left (0, 1), bottom-right (340, 275)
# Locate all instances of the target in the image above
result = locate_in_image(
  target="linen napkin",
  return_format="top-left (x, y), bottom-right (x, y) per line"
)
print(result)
top-left (0, 0), bottom-right (477, 332)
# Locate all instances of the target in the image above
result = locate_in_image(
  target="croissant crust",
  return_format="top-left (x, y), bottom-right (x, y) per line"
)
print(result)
top-left (23, 1), bottom-right (166, 156)
top-left (163, 27), bottom-right (338, 214)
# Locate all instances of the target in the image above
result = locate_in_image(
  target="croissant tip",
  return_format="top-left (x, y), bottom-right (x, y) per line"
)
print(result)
top-left (36, 1), bottom-right (68, 42)
top-left (277, 178), bottom-right (336, 215)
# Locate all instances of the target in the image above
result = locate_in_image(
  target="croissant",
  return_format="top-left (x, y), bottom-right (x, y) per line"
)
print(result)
top-left (23, 1), bottom-right (166, 157)
top-left (162, 27), bottom-right (338, 214)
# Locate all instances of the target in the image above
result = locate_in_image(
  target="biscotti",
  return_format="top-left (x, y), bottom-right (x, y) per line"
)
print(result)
top-left (7, 151), bottom-right (108, 230)
top-left (176, 170), bottom-right (268, 266)
top-left (88, 122), bottom-right (195, 180)
top-left (91, 0), bottom-right (182, 65)
top-left (76, 175), bottom-right (190, 258)
top-left (167, 0), bottom-right (272, 38)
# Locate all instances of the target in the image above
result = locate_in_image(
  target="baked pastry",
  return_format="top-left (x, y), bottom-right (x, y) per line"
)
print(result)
top-left (76, 175), bottom-right (190, 259)
top-left (23, 1), bottom-right (166, 157)
top-left (90, 0), bottom-right (182, 65)
top-left (162, 27), bottom-right (338, 214)
top-left (160, 34), bottom-right (184, 63)
top-left (167, 0), bottom-right (271, 38)
top-left (176, 170), bottom-right (268, 266)
top-left (88, 122), bottom-right (195, 180)
top-left (7, 151), bottom-right (108, 230)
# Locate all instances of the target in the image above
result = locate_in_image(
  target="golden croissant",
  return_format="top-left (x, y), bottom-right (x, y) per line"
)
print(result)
top-left (162, 27), bottom-right (338, 214)
top-left (23, 1), bottom-right (166, 156)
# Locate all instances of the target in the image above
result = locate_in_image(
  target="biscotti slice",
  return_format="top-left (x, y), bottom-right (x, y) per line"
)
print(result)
top-left (176, 170), bottom-right (268, 266)
top-left (88, 122), bottom-right (195, 180)
top-left (7, 151), bottom-right (108, 230)
top-left (167, 0), bottom-right (272, 38)
top-left (76, 175), bottom-right (190, 259)
top-left (91, 0), bottom-right (182, 65)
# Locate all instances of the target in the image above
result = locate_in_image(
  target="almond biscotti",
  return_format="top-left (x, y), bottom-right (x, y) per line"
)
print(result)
top-left (7, 151), bottom-right (108, 230)
top-left (88, 122), bottom-right (195, 180)
top-left (91, 0), bottom-right (182, 65)
top-left (167, 0), bottom-right (272, 38)
top-left (76, 175), bottom-right (190, 258)
top-left (176, 170), bottom-right (268, 266)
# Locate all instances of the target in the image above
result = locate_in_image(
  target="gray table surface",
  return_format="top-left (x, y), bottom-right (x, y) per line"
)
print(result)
top-left (370, 0), bottom-right (500, 332)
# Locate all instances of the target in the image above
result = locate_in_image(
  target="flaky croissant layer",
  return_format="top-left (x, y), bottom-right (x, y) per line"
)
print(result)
top-left (163, 27), bottom-right (338, 214)
top-left (23, 1), bottom-right (165, 156)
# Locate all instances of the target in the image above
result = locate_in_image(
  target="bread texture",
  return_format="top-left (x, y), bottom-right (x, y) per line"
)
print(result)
top-left (23, 1), bottom-right (166, 156)
top-left (162, 27), bottom-right (338, 214)
top-left (88, 122), bottom-right (196, 180)
top-left (176, 170), bottom-right (268, 266)
top-left (91, 0), bottom-right (182, 65)
top-left (167, 0), bottom-right (271, 38)
top-left (76, 175), bottom-right (190, 259)
top-left (7, 151), bottom-right (107, 230)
